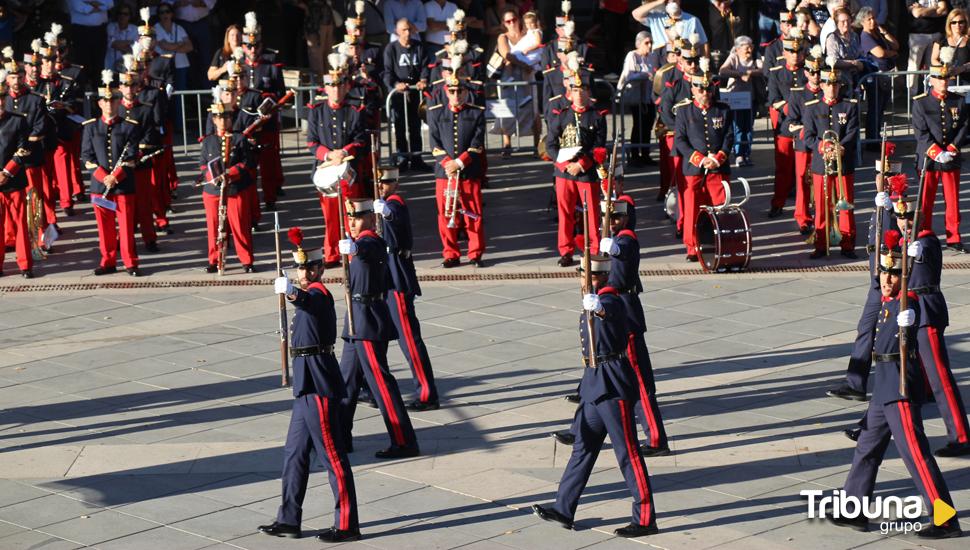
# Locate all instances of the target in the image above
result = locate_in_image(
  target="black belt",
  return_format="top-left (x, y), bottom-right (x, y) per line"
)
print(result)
top-left (872, 352), bottom-right (918, 363)
top-left (615, 287), bottom-right (639, 295)
top-left (389, 248), bottom-right (412, 259)
top-left (583, 352), bottom-right (627, 367)
top-left (290, 345), bottom-right (334, 357)
top-left (351, 293), bottom-right (382, 304)
top-left (910, 285), bottom-right (940, 295)
top-left (866, 244), bottom-right (876, 253)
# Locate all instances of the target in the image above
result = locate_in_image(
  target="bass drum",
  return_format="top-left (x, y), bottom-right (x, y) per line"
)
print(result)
top-left (696, 206), bottom-right (751, 272)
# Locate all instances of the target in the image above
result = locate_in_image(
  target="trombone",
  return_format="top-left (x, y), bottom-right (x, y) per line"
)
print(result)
top-left (444, 168), bottom-right (461, 229)
top-left (821, 129), bottom-right (847, 254)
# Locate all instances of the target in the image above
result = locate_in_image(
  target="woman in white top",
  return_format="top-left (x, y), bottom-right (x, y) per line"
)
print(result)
top-left (105, 6), bottom-right (138, 71)
top-left (153, 4), bottom-right (194, 92)
top-left (617, 31), bottom-right (656, 166)
top-left (718, 35), bottom-right (762, 167)
top-left (490, 9), bottom-right (539, 158)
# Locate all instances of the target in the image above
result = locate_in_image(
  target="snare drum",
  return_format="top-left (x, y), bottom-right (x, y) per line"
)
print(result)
top-left (696, 206), bottom-right (751, 272)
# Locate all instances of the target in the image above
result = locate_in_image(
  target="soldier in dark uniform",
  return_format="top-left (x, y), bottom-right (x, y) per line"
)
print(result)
top-left (786, 45), bottom-right (824, 236)
top-left (658, 36), bottom-right (700, 239)
top-left (674, 60), bottom-right (732, 262)
top-left (532, 255), bottom-right (658, 539)
top-left (20, 40), bottom-right (57, 233)
top-left (118, 55), bottom-right (160, 254)
top-left (307, 55), bottom-right (366, 268)
top-left (831, 231), bottom-right (961, 540)
top-left (802, 61), bottom-right (859, 259)
top-left (382, 19), bottom-right (430, 172)
top-left (258, 233), bottom-right (359, 543)
top-left (197, 93), bottom-right (257, 274)
top-left (539, 15), bottom-right (590, 73)
top-left (373, 165), bottom-right (440, 411)
top-left (38, 33), bottom-right (83, 218)
top-left (766, 31), bottom-right (806, 219)
top-left (48, 23), bottom-right (88, 205)
top-left (0, 72), bottom-right (34, 278)
top-left (546, 69), bottom-right (606, 267)
top-left (912, 50), bottom-right (970, 252)
top-left (428, 76), bottom-right (486, 267)
top-left (338, 199), bottom-right (420, 459)
top-left (81, 72), bottom-right (141, 276)
top-left (761, 6), bottom-right (794, 76)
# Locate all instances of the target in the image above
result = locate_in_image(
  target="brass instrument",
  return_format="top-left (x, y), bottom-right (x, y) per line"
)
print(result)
top-left (216, 134), bottom-right (232, 275)
top-left (821, 129), bottom-right (843, 254)
top-left (444, 168), bottom-right (461, 229)
top-left (26, 187), bottom-right (46, 260)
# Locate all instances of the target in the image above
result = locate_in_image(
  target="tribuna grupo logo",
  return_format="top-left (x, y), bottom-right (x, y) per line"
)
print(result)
top-left (802, 490), bottom-right (956, 535)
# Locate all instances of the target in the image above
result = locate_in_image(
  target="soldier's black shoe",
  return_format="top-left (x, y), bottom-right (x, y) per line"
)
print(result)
top-left (563, 393), bottom-right (580, 404)
top-left (614, 523), bottom-right (659, 538)
top-left (844, 428), bottom-right (862, 441)
top-left (827, 385), bottom-right (867, 401)
top-left (277, 188), bottom-right (287, 197)
top-left (470, 257), bottom-right (486, 267)
top-left (316, 527), bottom-right (361, 543)
top-left (243, 264), bottom-right (256, 273)
top-left (551, 430), bottom-right (575, 445)
top-left (841, 249), bottom-right (858, 259)
top-left (74, 192), bottom-right (88, 202)
top-left (934, 442), bottom-right (970, 457)
top-left (809, 250), bottom-right (826, 259)
top-left (767, 207), bottom-right (784, 218)
top-left (557, 255), bottom-right (574, 267)
top-left (532, 504), bottom-right (573, 529)
top-left (257, 521), bottom-right (301, 538)
top-left (946, 242), bottom-right (966, 253)
top-left (827, 513), bottom-right (868, 532)
top-left (916, 521), bottom-right (962, 539)
top-left (251, 223), bottom-right (262, 233)
top-left (127, 267), bottom-right (142, 277)
top-left (675, 229), bottom-right (683, 239)
top-left (799, 224), bottom-right (815, 236)
top-left (406, 400), bottom-right (440, 412)
top-left (324, 260), bottom-right (341, 269)
top-left (359, 396), bottom-right (378, 409)
top-left (640, 445), bottom-right (671, 457)
top-left (21, 270), bottom-right (33, 279)
top-left (145, 241), bottom-right (159, 253)
top-left (686, 254), bottom-right (698, 262)
top-left (160, 225), bottom-right (174, 235)
top-left (93, 265), bottom-right (117, 276)
top-left (375, 445), bottom-right (420, 459)
top-left (65, 206), bottom-right (76, 216)
top-left (442, 257), bottom-right (460, 268)
top-left (265, 202), bottom-right (276, 211)
top-left (204, 264), bottom-right (218, 273)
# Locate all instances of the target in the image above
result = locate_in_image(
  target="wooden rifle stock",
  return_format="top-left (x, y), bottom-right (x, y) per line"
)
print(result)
top-left (582, 190), bottom-right (596, 369)
top-left (242, 89), bottom-right (296, 138)
top-left (273, 212), bottom-right (290, 387)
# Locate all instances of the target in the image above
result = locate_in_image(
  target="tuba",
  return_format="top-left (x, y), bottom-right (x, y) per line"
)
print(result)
top-left (26, 187), bottom-right (46, 260)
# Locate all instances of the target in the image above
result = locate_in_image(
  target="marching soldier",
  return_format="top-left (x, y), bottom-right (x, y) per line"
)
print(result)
top-left (786, 45), bottom-right (824, 236)
top-left (22, 40), bottom-right (58, 231)
top-left (546, 68), bottom-right (606, 267)
top-left (673, 58), bottom-right (732, 262)
top-left (766, 30), bottom-right (806, 219)
top-left (540, 3), bottom-right (590, 72)
top-left (428, 74), bottom-right (486, 267)
top-left (118, 55), bottom-right (160, 254)
top-left (307, 54), bottom-right (366, 268)
top-left (532, 255), bottom-right (658, 539)
top-left (198, 90), bottom-right (257, 274)
top-left (338, 199), bottom-right (420, 459)
top-left (831, 230), bottom-right (961, 540)
top-left (383, 19), bottom-right (431, 172)
top-left (38, 32), bottom-right (83, 218)
top-left (599, 201), bottom-right (668, 456)
top-left (49, 23), bottom-right (87, 205)
top-left (802, 59), bottom-right (859, 259)
top-left (259, 232), bottom-right (360, 543)
top-left (374, 165), bottom-right (440, 411)
top-left (0, 71), bottom-right (34, 278)
top-left (658, 36), bottom-right (700, 239)
top-left (912, 48), bottom-right (969, 252)
top-left (81, 71), bottom-right (141, 276)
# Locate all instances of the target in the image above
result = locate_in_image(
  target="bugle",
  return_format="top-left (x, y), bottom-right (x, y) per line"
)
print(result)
top-left (444, 168), bottom-right (461, 229)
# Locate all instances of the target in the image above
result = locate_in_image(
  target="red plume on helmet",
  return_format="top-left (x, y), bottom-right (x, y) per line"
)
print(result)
top-left (592, 147), bottom-right (608, 165)
top-left (883, 141), bottom-right (896, 158)
top-left (883, 229), bottom-right (902, 251)
top-left (887, 173), bottom-right (908, 197)
top-left (287, 227), bottom-right (304, 247)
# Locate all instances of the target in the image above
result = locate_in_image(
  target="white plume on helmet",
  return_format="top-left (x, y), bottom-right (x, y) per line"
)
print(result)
top-left (788, 28), bottom-right (803, 39)
top-left (454, 9), bottom-right (465, 21)
top-left (31, 39), bottom-right (42, 53)
top-left (233, 46), bottom-right (245, 61)
top-left (327, 53), bottom-right (342, 71)
top-left (447, 18), bottom-right (457, 32)
top-left (337, 42), bottom-right (351, 57)
top-left (826, 54), bottom-right (837, 69)
top-left (809, 44), bottom-right (823, 59)
top-left (562, 1), bottom-right (571, 15)
top-left (123, 54), bottom-right (134, 72)
top-left (355, 0), bottom-right (365, 16)
top-left (450, 54), bottom-right (463, 71)
top-left (50, 23), bottom-right (63, 39)
top-left (132, 41), bottom-right (144, 59)
top-left (453, 39), bottom-right (468, 55)
top-left (211, 85), bottom-right (222, 104)
top-left (101, 69), bottom-right (114, 86)
top-left (44, 31), bottom-right (57, 47)
top-left (940, 46), bottom-right (955, 64)
top-left (563, 20), bottom-right (575, 37)
top-left (565, 51), bottom-right (580, 73)
top-left (1, 46), bottom-right (13, 60)
top-left (699, 57), bottom-right (710, 73)
top-left (346, 18), bottom-right (358, 31)
top-left (140, 7), bottom-right (150, 23)
top-left (786, 0), bottom-right (796, 10)
top-left (244, 12), bottom-right (258, 32)
top-left (689, 33), bottom-right (700, 46)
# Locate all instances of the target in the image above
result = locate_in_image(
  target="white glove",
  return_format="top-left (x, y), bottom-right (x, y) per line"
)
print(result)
top-left (934, 151), bottom-right (954, 164)
top-left (338, 238), bottom-right (358, 256)
top-left (582, 293), bottom-right (604, 314)
top-left (599, 237), bottom-right (619, 256)
top-left (374, 199), bottom-right (387, 216)
top-left (274, 276), bottom-right (293, 295)
top-left (897, 309), bottom-right (916, 328)
top-left (874, 191), bottom-right (891, 209)
top-left (908, 240), bottom-right (923, 259)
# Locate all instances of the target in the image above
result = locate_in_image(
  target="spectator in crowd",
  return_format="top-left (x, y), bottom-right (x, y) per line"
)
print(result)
top-left (490, 9), bottom-right (540, 157)
top-left (105, 4), bottom-right (138, 71)
top-left (856, 0), bottom-right (888, 25)
top-left (169, 0), bottom-right (215, 89)
top-left (618, 31), bottom-right (657, 166)
top-left (485, 0), bottom-right (509, 50)
top-left (632, 0), bottom-right (708, 51)
top-left (454, 0), bottom-right (486, 46)
top-left (719, 34), bottom-right (762, 167)
top-left (600, 0), bottom-right (631, 75)
top-left (804, 0), bottom-right (832, 27)
top-left (385, 0), bottom-right (427, 41)
top-left (857, 5), bottom-right (898, 143)
top-left (705, 0), bottom-right (741, 65)
top-left (825, 7), bottom-right (864, 72)
top-left (298, 1), bottom-right (343, 76)
top-left (819, 0), bottom-right (847, 53)
top-left (908, 0), bottom-right (949, 91)
top-left (207, 24), bottom-right (241, 83)
top-left (758, 0), bottom-right (785, 47)
top-left (931, 7), bottom-right (970, 80)
top-left (356, 0), bottom-right (388, 46)
top-left (424, 0), bottom-right (459, 51)
top-left (68, 0), bottom-right (113, 84)
top-left (383, 18), bottom-right (430, 171)
top-left (153, 3), bottom-right (193, 93)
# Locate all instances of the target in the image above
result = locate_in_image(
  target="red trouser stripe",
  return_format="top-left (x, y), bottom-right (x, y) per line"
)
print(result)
top-left (362, 340), bottom-right (406, 446)
top-left (618, 399), bottom-right (652, 525)
top-left (926, 326), bottom-right (968, 443)
top-left (314, 395), bottom-right (350, 531)
top-left (897, 400), bottom-right (941, 505)
top-left (395, 291), bottom-right (429, 402)
top-left (627, 333), bottom-right (659, 447)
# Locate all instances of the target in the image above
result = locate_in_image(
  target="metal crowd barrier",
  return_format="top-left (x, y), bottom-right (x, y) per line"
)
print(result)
top-left (852, 69), bottom-right (930, 164)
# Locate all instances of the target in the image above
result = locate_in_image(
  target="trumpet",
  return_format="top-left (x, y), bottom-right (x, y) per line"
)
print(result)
top-left (820, 130), bottom-right (844, 253)
top-left (444, 168), bottom-right (461, 229)
top-left (821, 129), bottom-right (853, 212)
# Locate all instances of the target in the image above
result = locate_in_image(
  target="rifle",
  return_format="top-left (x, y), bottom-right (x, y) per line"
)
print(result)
top-left (92, 140), bottom-right (133, 211)
top-left (335, 170), bottom-right (356, 336)
top-left (900, 160), bottom-right (930, 398)
top-left (371, 132), bottom-right (382, 236)
top-left (599, 136), bottom-right (621, 239)
top-left (216, 134), bottom-right (232, 275)
top-left (582, 190), bottom-right (596, 369)
top-left (274, 212), bottom-right (290, 387)
top-left (242, 89), bottom-right (296, 138)
top-left (873, 123), bottom-right (887, 278)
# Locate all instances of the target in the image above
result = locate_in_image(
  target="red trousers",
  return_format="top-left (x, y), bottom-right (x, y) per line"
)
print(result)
top-left (659, 133), bottom-right (672, 196)
top-left (133, 168), bottom-right (157, 244)
top-left (203, 191), bottom-right (254, 266)
top-left (31, 163), bottom-right (56, 227)
top-left (0, 189), bottom-right (32, 271)
top-left (554, 176), bottom-right (600, 257)
top-left (772, 135), bottom-right (795, 210)
top-left (921, 170), bottom-right (961, 244)
top-left (683, 173), bottom-right (727, 254)
top-left (769, 107), bottom-right (780, 132)
top-left (5, 167), bottom-right (52, 247)
top-left (793, 150), bottom-right (813, 228)
top-left (812, 173), bottom-right (856, 252)
top-left (92, 193), bottom-right (138, 269)
top-left (319, 195), bottom-right (351, 264)
top-left (257, 130), bottom-right (283, 206)
top-left (150, 158), bottom-right (171, 229)
top-left (663, 134), bottom-right (686, 230)
top-left (162, 122), bottom-right (179, 192)
top-left (52, 140), bottom-right (82, 208)
top-left (435, 177), bottom-right (485, 260)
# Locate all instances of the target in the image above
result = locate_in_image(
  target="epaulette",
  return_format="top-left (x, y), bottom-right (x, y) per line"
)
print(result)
top-left (549, 94), bottom-right (562, 102)
top-left (542, 67), bottom-right (557, 75)
top-left (775, 55), bottom-right (784, 60)
top-left (804, 99), bottom-right (819, 105)
top-left (913, 93), bottom-right (927, 99)
top-left (768, 65), bottom-right (782, 71)
top-left (81, 117), bottom-right (97, 125)
top-left (428, 104), bottom-right (443, 110)
top-left (125, 118), bottom-right (139, 125)
top-left (791, 87), bottom-right (804, 91)
top-left (466, 103), bottom-right (484, 110)
top-left (160, 54), bottom-right (174, 59)
top-left (264, 48), bottom-right (279, 55)
top-left (29, 91), bottom-right (45, 99)
top-left (674, 98), bottom-right (691, 107)
top-left (7, 111), bottom-right (25, 118)
top-left (60, 75), bottom-right (75, 81)
top-left (472, 46), bottom-right (483, 53)
top-left (435, 47), bottom-right (446, 56)
top-left (848, 99), bottom-right (858, 103)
